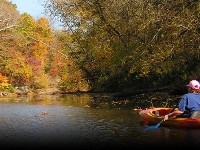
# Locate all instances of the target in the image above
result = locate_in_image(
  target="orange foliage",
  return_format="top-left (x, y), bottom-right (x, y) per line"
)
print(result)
top-left (0, 73), bottom-right (8, 83)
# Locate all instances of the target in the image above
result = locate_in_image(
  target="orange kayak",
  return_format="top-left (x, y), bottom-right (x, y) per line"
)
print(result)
top-left (139, 107), bottom-right (200, 128)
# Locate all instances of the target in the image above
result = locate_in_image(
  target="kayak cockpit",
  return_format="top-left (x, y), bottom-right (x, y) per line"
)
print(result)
top-left (139, 107), bottom-right (200, 128)
top-left (150, 108), bottom-right (172, 117)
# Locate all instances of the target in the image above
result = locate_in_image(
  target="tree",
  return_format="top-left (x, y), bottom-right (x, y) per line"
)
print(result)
top-left (0, 0), bottom-right (19, 32)
top-left (44, 0), bottom-right (200, 92)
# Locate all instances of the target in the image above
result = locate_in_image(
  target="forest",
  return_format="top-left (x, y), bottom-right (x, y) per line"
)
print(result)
top-left (0, 0), bottom-right (199, 96)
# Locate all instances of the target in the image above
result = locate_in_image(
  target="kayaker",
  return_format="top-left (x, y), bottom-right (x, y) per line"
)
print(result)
top-left (164, 79), bottom-right (200, 121)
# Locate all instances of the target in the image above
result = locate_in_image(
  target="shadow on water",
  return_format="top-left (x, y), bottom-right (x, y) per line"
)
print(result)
top-left (0, 93), bottom-right (198, 149)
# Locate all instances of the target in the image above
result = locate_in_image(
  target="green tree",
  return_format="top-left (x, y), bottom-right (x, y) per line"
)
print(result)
top-left (44, 0), bottom-right (200, 92)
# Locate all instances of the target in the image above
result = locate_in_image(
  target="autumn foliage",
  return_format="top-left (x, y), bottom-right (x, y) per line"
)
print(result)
top-left (0, 0), bottom-right (90, 92)
top-left (1, 0), bottom-right (200, 93)
top-left (0, 73), bottom-right (9, 91)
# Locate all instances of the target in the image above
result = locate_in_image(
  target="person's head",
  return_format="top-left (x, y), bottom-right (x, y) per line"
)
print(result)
top-left (187, 80), bottom-right (200, 93)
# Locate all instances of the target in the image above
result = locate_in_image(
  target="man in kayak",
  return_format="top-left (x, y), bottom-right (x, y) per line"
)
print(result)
top-left (164, 80), bottom-right (200, 121)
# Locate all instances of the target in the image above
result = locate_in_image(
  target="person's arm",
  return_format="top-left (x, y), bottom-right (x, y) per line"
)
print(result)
top-left (164, 109), bottom-right (183, 121)
top-left (178, 94), bottom-right (188, 112)
top-left (164, 95), bottom-right (187, 121)
top-left (168, 110), bottom-right (183, 117)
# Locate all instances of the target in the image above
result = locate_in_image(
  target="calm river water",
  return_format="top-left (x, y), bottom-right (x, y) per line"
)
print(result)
top-left (0, 93), bottom-right (199, 149)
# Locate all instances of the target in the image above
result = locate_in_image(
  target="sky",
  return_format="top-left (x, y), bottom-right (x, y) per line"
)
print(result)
top-left (9, 0), bottom-right (46, 19)
top-left (9, 0), bottom-right (61, 29)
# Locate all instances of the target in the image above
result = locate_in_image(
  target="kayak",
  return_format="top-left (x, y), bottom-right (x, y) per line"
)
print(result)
top-left (139, 107), bottom-right (200, 128)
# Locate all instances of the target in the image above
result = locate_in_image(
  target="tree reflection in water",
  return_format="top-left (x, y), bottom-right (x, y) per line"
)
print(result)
top-left (0, 93), bottom-right (194, 149)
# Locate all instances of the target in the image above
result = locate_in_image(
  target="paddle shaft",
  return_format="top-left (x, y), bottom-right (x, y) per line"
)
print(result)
top-left (169, 106), bottom-right (177, 114)
top-left (145, 101), bottom-right (180, 130)
top-left (154, 105), bottom-right (178, 128)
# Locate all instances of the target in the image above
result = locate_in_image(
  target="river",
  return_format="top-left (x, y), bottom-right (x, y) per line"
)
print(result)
top-left (0, 93), bottom-right (199, 149)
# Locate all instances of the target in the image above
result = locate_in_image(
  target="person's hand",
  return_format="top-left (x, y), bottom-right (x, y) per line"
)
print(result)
top-left (164, 115), bottom-right (169, 121)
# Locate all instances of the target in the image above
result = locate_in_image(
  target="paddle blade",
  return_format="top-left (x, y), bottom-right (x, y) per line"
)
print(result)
top-left (145, 120), bottom-right (163, 130)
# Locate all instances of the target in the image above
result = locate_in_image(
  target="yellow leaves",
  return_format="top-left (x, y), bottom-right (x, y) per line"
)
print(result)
top-left (75, 7), bottom-right (88, 18)
top-left (35, 18), bottom-right (53, 41)
top-left (5, 50), bottom-right (32, 78)
top-left (36, 18), bottom-right (51, 30)
top-left (137, 60), bottom-right (151, 77)
top-left (5, 61), bottom-right (32, 78)
top-left (0, 73), bottom-right (10, 91)
top-left (33, 74), bottom-right (49, 89)
top-left (29, 41), bottom-right (49, 63)
top-left (17, 13), bottom-right (36, 36)
top-left (0, 82), bottom-right (10, 91)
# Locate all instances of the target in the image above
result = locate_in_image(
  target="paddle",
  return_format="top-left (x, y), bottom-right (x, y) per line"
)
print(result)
top-left (145, 106), bottom-right (177, 130)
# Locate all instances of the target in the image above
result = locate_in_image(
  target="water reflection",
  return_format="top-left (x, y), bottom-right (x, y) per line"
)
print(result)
top-left (0, 94), bottom-right (199, 148)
